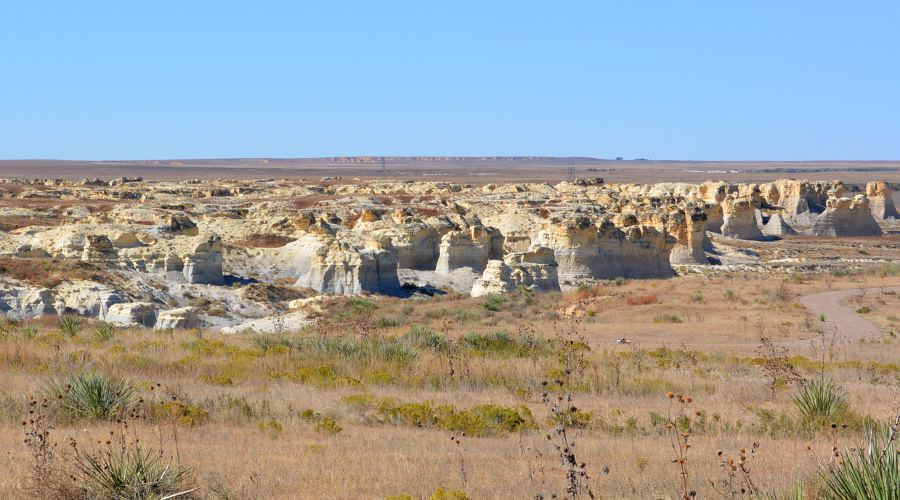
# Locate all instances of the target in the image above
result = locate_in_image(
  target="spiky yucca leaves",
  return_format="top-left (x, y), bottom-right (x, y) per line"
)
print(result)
top-left (794, 378), bottom-right (848, 422)
top-left (48, 372), bottom-right (135, 421)
top-left (821, 424), bottom-right (899, 499)
top-left (56, 315), bottom-right (83, 337)
top-left (72, 445), bottom-right (194, 500)
top-left (92, 322), bottom-right (115, 342)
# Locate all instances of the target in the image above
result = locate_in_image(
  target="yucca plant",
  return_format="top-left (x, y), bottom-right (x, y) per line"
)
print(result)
top-left (794, 378), bottom-right (848, 422)
top-left (92, 322), bottom-right (115, 342)
top-left (72, 444), bottom-right (194, 499)
top-left (48, 372), bottom-right (135, 420)
top-left (821, 423), bottom-right (899, 499)
top-left (56, 315), bottom-right (83, 337)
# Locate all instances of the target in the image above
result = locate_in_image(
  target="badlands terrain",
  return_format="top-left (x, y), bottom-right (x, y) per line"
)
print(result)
top-left (0, 168), bottom-right (898, 498)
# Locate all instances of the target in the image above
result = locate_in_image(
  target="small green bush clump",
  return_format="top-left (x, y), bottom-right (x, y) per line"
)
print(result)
top-left (152, 401), bottom-right (210, 427)
top-left (92, 322), bottom-right (115, 342)
top-left (376, 398), bottom-right (536, 437)
top-left (402, 325), bottom-right (448, 351)
top-left (652, 314), bottom-right (682, 324)
top-left (348, 297), bottom-right (377, 314)
top-left (300, 409), bottom-right (342, 435)
top-left (462, 330), bottom-right (540, 357)
top-left (483, 295), bottom-right (508, 312)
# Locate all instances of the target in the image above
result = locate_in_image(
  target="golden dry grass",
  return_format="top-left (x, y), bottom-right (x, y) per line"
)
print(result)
top-left (0, 269), bottom-right (898, 499)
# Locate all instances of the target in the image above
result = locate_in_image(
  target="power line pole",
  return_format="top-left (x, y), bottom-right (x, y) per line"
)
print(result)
top-left (566, 162), bottom-right (576, 182)
top-left (379, 157), bottom-right (388, 177)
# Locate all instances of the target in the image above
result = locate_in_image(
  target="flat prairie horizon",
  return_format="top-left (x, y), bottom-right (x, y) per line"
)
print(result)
top-left (1, 157), bottom-right (900, 184)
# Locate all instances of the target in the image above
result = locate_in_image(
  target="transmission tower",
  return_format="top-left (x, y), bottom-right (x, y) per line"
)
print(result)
top-left (379, 157), bottom-right (389, 177)
top-left (565, 162), bottom-right (576, 182)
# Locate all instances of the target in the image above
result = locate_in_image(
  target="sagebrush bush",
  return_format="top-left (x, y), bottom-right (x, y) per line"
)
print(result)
top-left (48, 372), bottom-right (135, 420)
top-left (794, 378), bottom-right (847, 422)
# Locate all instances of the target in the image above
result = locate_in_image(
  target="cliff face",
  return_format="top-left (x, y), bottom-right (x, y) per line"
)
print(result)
top-left (434, 225), bottom-right (505, 277)
top-left (811, 196), bottom-right (883, 237)
top-left (596, 221), bottom-right (675, 279)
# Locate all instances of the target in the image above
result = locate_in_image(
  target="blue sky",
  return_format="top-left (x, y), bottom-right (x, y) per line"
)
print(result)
top-left (2, 1), bottom-right (899, 160)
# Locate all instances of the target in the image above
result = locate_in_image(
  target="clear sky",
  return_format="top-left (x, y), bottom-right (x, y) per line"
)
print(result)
top-left (2, 1), bottom-right (899, 160)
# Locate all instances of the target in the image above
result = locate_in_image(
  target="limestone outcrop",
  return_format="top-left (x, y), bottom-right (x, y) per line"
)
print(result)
top-left (295, 237), bottom-right (401, 295)
top-left (434, 225), bottom-right (504, 277)
top-left (471, 247), bottom-right (561, 297)
top-left (811, 196), bottom-right (883, 237)
top-left (183, 234), bottom-right (225, 285)
top-left (154, 306), bottom-right (200, 329)
top-left (761, 213), bottom-right (797, 237)
top-left (667, 205), bottom-right (709, 265)
top-left (865, 181), bottom-right (899, 219)
top-left (721, 197), bottom-right (764, 240)
top-left (596, 221), bottom-right (675, 279)
top-left (106, 302), bottom-right (157, 327)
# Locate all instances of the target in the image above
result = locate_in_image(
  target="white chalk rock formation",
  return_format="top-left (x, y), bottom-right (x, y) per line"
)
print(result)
top-left (154, 306), bottom-right (200, 329)
top-left (866, 181), bottom-right (899, 220)
top-left (435, 225), bottom-right (504, 277)
top-left (811, 196), bottom-right (883, 237)
top-left (721, 197), bottom-right (764, 240)
top-left (183, 234), bottom-right (225, 285)
top-left (81, 235), bottom-right (117, 261)
top-left (535, 217), bottom-right (601, 284)
top-left (106, 302), bottom-right (157, 327)
top-left (0, 287), bottom-right (56, 319)
top-left (163, 214), bottom-right (199, 236)
top-left (761, 213), bottom-right (797, 237)
top-left (295, 237), bottom-right (401, 295)
top-left (470, 247), bottom-right (561, 297)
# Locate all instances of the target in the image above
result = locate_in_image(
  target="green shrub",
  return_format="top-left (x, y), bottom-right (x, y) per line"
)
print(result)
top-left (652, 314), bottom-right (682, 324)
top-left (377, 316), bottom-right (403, 328)
top-left (48, 372), bottom-right (135, 420)
top-left (72, 445), bottom-right (193, 499)
top-left (153, 401), bottom-right (209, 427)
top-left (821, 425), bottom-right (899, 499)
top-left (483, 295), bottom-right (507, 312)
top-left (855, 306), bottom-right (871, 314)
top-left (348, 297), bottom-right (376, 314)
top-left (402, 325), bottom-right (448, 351)
top-left (57, 315), bottom-right (83, 337)
top-left (15, 325), bottom-right (37, 339)
top-left (462, 330), bottom-right (538, 357)
top-left (794, 378), bottom-right (848, 422)
top-left (376, 399), bottom-right (536, 437)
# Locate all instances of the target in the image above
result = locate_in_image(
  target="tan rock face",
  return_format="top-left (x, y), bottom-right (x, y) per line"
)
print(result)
top-left (667, 205), bottom-right (709, 265)
top-left (81, 235), bottom-right (117, 261)
top-left (721, 197), bottom-right (764, 240)
top-left (435, 225), bottom-right (504, 277)
top-left (811, 196), bottom-right (883, 237)
top-left (865, 181), bottom-right (899, 219)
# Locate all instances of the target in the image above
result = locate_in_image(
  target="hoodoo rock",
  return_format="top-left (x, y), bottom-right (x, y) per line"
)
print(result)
top-left (865, 181), bottom-right (899, 220)
top-left (811, 196), bottom-right (883, 237)
top-left (667, 205), bottom-right (709, 265)
top-left (536, 217), bottom-right (602, 284)
top-left (183, 234), bottom-right (225, 285)
top-left (81, 235), bottom-right (117, 261)
top-left (720, 197), bottom-right (764, 240)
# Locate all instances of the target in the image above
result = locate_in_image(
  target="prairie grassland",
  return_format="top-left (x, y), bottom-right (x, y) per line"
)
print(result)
top-left (0, 270), bottom-right (898, 499)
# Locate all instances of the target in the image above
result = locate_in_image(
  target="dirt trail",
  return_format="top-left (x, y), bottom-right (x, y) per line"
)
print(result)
top-left (796, 285), bottom-right (900, 345)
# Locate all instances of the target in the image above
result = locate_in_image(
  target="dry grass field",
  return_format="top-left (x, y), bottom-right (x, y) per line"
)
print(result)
top-left (0, 262), bottom-right (898, 499)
